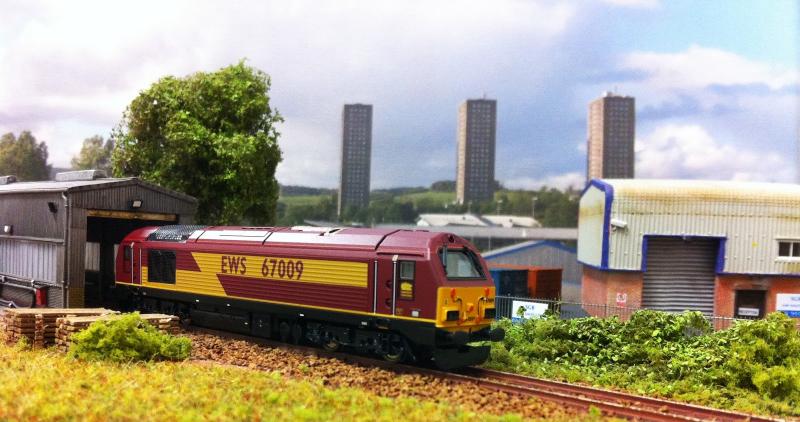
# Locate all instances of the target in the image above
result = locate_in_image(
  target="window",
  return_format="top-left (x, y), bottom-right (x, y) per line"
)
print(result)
top-left (778, 240), bottom-right (800, 259)
top-left (398, 261), bottom-right (415, 300)
top-left (438, 248), bottom-right (484, 279)
top-left (148, 249), bottom-right (176, 283)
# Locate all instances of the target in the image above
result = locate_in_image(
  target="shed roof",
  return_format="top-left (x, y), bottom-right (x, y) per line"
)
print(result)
top-left (0, 177), bottom-right (196, 203)
top-left (596, 179), bottom-right (800, 203)
top-left (417, 213), bottom-right (492, 227)
top-left (483, 240), bottom-right (576, 260)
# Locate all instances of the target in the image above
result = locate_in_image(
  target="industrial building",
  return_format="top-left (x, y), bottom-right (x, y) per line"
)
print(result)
top-left (586, 92), bottom-right (635, 181)
top-left (578, 179), bottom-right (800, 319)
top-left (456, 98), bottom-right (497, 205)
top-left (484, 240), bottom-right (582, 301)
top-left (0, 171), bottom-right (196, 308)
top-left (338, 103), bottom-right (373, 216)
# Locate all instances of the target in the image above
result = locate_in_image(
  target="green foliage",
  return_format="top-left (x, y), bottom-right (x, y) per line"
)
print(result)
top-left (68, 313), bottom-right (191, 362)
top-left (0, 131), bottom-right (51, 181)
top-left (487, 311), bottom-right (800, 416)
top-left (430, 180), bottom-right (455, 192)
top-left (0, 339), bottom-right (527, 421)
top-left (112, 60), bottom-right (283, 224)
top-left (276, 186), bottom-right (579, 228)
top-left (71, 135), bottom-right (114, 173)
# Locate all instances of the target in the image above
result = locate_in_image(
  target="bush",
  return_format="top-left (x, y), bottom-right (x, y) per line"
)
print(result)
top-left (68, 313), bottom-right (191, 362)
top-left (487, 310), bottom-right (800, 416)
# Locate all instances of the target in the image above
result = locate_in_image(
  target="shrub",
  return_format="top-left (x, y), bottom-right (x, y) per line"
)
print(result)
top-left (487, 310), bottom-right (800, 416)
top-left (68, 313), bottom-right (191, 362)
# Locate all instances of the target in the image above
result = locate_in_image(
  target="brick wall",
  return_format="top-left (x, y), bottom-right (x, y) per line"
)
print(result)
top-left (716, 275), bottom-right (800, 317)
top-left (582, 266), bottom-right (643, 316)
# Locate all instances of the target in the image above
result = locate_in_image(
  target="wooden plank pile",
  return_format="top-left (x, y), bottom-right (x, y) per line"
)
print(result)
top-left (55, 313), bottom-right (180, 352)
top-left (1, 308), bottom-right (116, 348)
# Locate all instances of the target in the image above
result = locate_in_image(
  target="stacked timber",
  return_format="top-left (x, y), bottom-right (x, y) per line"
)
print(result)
top-left (1, 308), bottom-right (115, 347)
top-left (56, 313), bottom-right (181, 352)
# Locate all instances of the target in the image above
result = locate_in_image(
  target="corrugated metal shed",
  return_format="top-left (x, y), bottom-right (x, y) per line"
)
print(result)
top-left (0, 176), bottom-right (196, 307)
top-left (578, 178), bottom-right (800, 275)
top-left (483, 240), bottom-right (582, 301)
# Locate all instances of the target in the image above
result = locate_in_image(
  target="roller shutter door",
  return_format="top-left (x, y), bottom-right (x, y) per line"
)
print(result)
top-left (642, 237), bottom-right (718, 315)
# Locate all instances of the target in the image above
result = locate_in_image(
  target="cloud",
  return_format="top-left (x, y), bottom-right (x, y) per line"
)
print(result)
top-left (623, 45), bottom-right (799, 92)
top-left (0, 0), bottom-right (576, 180)
top-left (599, 0), bottom-right (660, 9)
top-left (505, 172), bottom-right (585, 191)
top-left (635, 124), bottom-right (794, 182)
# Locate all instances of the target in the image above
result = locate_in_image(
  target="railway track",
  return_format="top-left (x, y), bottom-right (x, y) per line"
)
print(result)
top-left (454, 367), bottom-right (780, 422)
top-left (188, 327), bottom-right (782, 422)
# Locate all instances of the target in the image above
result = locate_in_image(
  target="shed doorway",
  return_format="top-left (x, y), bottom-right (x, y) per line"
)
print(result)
top-left (734, 290), bottom-right (765, 319)
top-left (84, 215), bottom-right (173, 308)
top-left (642, 237), bottom-right (719, 316)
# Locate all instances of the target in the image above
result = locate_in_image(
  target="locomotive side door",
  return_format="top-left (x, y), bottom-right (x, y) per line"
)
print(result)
top-left (131, 243), bottom-right (142, 285)
top-left (374, 255), bottom-right (398, 315)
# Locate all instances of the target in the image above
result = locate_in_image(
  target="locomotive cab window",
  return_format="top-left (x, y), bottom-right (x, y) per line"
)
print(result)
top-left (439, 248), bottom-right (483, 279)
top-left (398, 261), bottom-right (415, 300)
top-left (148, 249), bottom-right (176, 284)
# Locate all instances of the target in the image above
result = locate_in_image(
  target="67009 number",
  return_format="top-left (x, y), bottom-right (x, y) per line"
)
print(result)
top-left (261, 258), bottom-right (304, 280)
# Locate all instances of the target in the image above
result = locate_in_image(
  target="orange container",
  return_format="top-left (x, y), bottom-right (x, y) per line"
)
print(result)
top-left (489, 264), bottom-right (562, 299)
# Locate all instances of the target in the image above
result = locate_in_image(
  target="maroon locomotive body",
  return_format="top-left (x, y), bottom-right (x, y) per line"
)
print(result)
top-left (115, 225), bottom-right (503, 368)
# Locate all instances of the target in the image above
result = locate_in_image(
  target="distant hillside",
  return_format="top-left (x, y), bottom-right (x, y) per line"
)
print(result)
top-left (279, 185), bottom-right (335, 196)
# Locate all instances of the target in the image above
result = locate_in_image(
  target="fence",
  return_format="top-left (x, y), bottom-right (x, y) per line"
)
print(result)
top-left (495, 295), bottom-right (758, 331)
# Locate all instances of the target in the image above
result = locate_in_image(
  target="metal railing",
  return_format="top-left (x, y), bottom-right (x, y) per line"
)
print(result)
top-left (495, 295), bottom-right (759, 331)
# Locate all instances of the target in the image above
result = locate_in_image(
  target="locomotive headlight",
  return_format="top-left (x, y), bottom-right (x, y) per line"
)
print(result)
top-left (484, 308), bottom-right (496, 319)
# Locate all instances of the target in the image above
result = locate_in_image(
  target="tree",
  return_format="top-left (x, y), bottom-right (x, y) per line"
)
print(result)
top-left (71, 135), bottom-right (114, 173)
top-left (0, 131), bottom-right (51, 181)
top-left (430, 180), bottom-right (455, 192)
top-left (112, 61), bottom-right (283, 224)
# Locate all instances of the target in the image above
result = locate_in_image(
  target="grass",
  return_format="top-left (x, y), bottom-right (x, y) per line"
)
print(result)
top-left (395, 190), bottom-right (456, 206)
top-left (279, 194), bottom-right (329, 207)
top-left (0, 340), bottom-right (543, 422)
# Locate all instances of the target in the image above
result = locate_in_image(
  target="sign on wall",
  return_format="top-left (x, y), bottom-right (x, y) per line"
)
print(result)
top-left (776, 294), bottom-right (800, 318)
top-left (511, 300), bottom-right (548, 322)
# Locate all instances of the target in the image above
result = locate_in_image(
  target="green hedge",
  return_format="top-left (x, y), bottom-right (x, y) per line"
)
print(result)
top-left (488, 311), bottom-right (800, 416)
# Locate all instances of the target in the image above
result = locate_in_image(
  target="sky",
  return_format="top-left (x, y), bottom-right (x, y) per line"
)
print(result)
top-left (0, 0), bottom-right (798, 190)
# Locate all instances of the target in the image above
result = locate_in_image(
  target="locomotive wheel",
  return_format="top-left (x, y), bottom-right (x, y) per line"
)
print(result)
top-left (382, 334), bottom-right (406, 363)
top-left (290, 323), bottom-right (303, 344)
top-left (321, 339), bottom-right (340, 352)
top-left (279, 322), bottom-right (291, 342)
top-left (321, 331), bottom-right (340, 352)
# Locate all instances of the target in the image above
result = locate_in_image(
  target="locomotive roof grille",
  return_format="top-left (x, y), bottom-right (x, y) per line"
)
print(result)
top-left (147, 225), bottom-right (209, 242)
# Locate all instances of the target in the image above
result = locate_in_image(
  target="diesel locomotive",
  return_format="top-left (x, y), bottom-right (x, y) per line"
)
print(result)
top-left (115, 225), bottom-right (504, 369)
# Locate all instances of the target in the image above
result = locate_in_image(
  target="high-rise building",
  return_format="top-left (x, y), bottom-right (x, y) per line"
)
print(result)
top-left (338, 104), bottom-right (373, 217)
top-left (586, 92), bottom-right (635, 181)
top-left (456, 98), bottom-right (497, 205)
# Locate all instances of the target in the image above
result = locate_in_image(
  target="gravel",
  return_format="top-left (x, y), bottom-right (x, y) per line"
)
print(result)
top-left (185, 330), bottom-right (581, 419)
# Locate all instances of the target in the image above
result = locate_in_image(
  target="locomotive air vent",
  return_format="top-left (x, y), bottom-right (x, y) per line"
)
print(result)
top-left (147, 225), bottom-right (209, 242)
top-left (291, 226), bottom-right (332, 233)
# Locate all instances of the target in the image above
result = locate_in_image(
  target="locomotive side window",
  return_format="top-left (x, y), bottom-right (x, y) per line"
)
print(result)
top-left (439, 248), bottom-right (483, 279)
top-left (148, 249), bottom-right (176, 284)
top-left (398, 261), bottom-right (415, 300)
